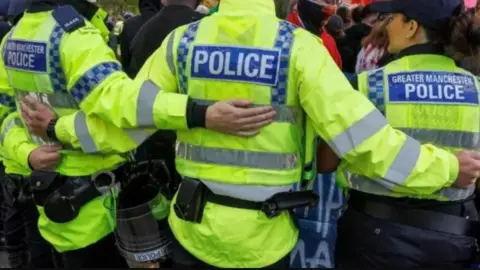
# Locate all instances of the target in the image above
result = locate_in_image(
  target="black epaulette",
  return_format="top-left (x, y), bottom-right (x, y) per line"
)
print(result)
top-left (52, 5), bottom-right (86, 33)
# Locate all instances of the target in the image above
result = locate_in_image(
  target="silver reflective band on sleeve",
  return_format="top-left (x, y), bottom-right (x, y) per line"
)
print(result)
top-left (166, 31), bottom-right (176, 75)
top-left (176, 142), bottom-right (298, 170)
top-left (383, 135), bottom-right (421, 186)
top-left (348, 136), bottom-right (420, 190)
top-left (348, 173), bottom-right (475, 201)
top-left (399, 128), bottom-right (480, 150)
top-left (0, 118), bottom-right (23, 144)
top-left (199, 179), bottom-right (293, 202)
top-left (435, 184), bottom-right (475, 201)
top-left (191, 98), bottom-right (297, 124)
top-left (328, 109), bottom-right (388, 158)
top-left (136, 80), bottom-right (160, 127)
top-left (74, 112), bottom-right (97, 153)
top-left (124, 129), bottom-right (152, 146)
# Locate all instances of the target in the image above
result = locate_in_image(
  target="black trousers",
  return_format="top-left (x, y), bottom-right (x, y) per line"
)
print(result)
top-left (55, 233), bottom-right (128, 268)
top-left (0, 164), bottom-right (6, 251)
top-left (3, 174), bottom-right (55, 268)
top-left (335, 197), bottom-right (479, 268)
top-left (172, 237), bottom-right (291, 269)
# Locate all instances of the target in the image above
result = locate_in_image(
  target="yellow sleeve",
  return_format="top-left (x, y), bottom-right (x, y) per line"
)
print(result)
top-left (0, 35), bottom-right (36, 173)
top-left (55, 111), bottom-right (156, 154)
top-left (59, 22), bottom-right (188, 130)
top-left (1, 112), bottom-right (35, 174)
top-left (54, 30), bottom-right (180, 154)
top-left (295, 32), bottom-right (457, 196)
top-left (135, 31), bottom-right (179, 93)
top-left (0, 53), bottom-right (15, 123)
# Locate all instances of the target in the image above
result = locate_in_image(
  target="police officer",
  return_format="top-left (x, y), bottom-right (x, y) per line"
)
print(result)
top-left (109, 18), bottom-right (124, 59)
top-left (0, 0), bottom-right (276, 268)
top-left (1, 113), bottom-right (58, 268)
top-left (22, 0), bottom-right (480, 268)
top-left (332, 0), bottom-right (480, 268)
top-left (1, 1), bottom-right (57, 268)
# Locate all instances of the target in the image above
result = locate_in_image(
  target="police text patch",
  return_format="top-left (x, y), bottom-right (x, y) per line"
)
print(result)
top-left (4, 40), bottom-right (47, 72)
top-left (190, 45), bottom-right (281, 86)
top-left (388, 71), bottom-right (479, 105)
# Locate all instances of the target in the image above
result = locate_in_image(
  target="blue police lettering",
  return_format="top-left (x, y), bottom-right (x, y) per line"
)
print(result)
top-left (4, 40), bottom-right (47, 72)
top-left (191, 45), bottom-right (280, 86)
top-left (388, 71), bottom-right (479, 105)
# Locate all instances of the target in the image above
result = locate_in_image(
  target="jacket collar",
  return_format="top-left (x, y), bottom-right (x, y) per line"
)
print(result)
top-left (218, 0), bottom-right (276, 16)
top-left (397, 43), bottom-right (444, 59)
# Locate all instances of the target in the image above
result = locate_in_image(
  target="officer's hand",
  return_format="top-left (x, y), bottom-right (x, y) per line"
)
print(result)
top-left (28, 146), bottom-right (62, 171)
top-left (206, 100), bottom-right (276, 137)
top-left (20, 96), bottom-right (56, 139)
top-left (454, 151), bottom-right (480, 188)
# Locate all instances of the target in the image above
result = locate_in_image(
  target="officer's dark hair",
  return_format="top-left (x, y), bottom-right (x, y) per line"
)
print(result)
top-left (403, 3), bottom-right (480, 73)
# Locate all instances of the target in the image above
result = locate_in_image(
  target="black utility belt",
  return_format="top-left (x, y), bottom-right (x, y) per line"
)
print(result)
top-left (173, 177), bottom-right (319, 224)
top-left (4, 174), bottom-right (33, 204)
top-left (351, 197), bottom-right (480, 238)
top-left (30, 170), bottom-right (118, 224)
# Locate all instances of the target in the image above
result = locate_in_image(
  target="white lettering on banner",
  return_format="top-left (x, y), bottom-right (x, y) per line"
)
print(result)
top-left (388, 71), bottom-right (479, 105)
top-left (291, 239), bottom-right (331, 268)
top-left (191, 45), bottom-right (281, 86)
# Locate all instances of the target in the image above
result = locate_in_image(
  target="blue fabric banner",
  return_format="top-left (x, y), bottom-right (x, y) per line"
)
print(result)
top-left (290, 173), bottom-right (346, 268)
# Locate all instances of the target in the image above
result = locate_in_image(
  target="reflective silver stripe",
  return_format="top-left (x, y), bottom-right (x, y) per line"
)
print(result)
top-left (191, 98), bottom-right (297, 124)
top-left (200, 179), bottom-right (293, 202)
top-left (399, 128), bottom-right (480, 150)
top-left (136, 80), bottom-right (159, 127)
top-left (435, 184), bottom-right (475, 200)
top-left (0, 118), bottom-right (22, 144)
top-left (176, 142), bottom-right (298, 170)
top-left (124, 129), bottom-right (152, 146)
top-left (166, 31), bottom-right (176, 74)
top-left (384, 135), bottom-right (421, 186)
top-left (328, 109), bottom-right (388, 158)
top-left (74, 112), bottom-right (97, 153)
top-left (348, 136), bottom-right (421, 190)
top-left (349, 174), bottom-right (475, 201)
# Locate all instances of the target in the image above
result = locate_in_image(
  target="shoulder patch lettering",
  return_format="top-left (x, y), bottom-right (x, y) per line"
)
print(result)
top-left (388, 71), bottom-right (479, 106)
top-left (52, 5), bottom-right (85, 33)
top-left (4, 40), bottom-right (47, 73)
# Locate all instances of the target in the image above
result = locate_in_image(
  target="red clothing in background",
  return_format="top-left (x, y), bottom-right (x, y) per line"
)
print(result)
top-left (287, 12), bottom-right (343, 69)
top-left (352, 0), bottom-right (373, 5)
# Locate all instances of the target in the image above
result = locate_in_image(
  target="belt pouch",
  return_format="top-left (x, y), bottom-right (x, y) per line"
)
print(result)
top-left (30, 171), bottom-right (62, 206)
top-left (173, 178), bottom-right (207, 223)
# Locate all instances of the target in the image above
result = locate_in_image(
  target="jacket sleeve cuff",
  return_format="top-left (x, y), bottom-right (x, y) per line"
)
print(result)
top-left (186, 98), bottom-right (207, 129)
top-left (445, 152), bottom-right (459, 187)
top-left (18, 143), bottom-right (37, 171)
top-left (153, 92), bottom-right (189, 130)
top-left (55, 117), bottom-right (71, 144)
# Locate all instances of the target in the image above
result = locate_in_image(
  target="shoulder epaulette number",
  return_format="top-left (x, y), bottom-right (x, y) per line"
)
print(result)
top-left (52, 5), bottom-right (86, 33)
